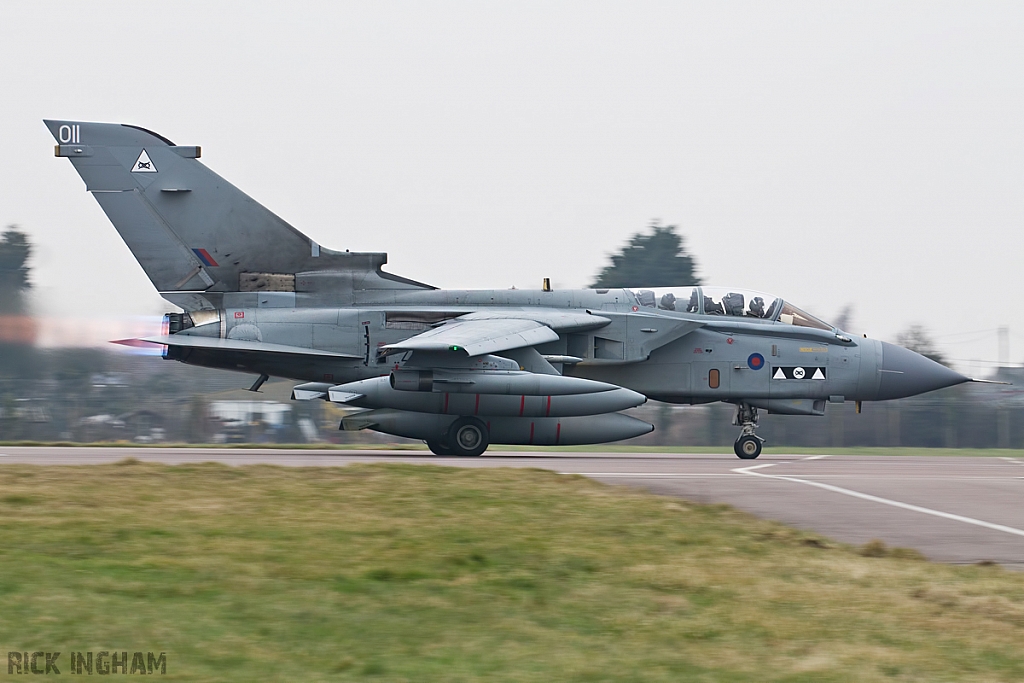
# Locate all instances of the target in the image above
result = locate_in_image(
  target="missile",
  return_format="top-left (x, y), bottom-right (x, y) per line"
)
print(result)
top-left (292, 382), bottom-right (332, 400)
top-left (324, 376), bottom-right (647, 417)
top-left (390, 369), bottom-right (621, 395)
top-left (342, 409), bottom-right (654, 446)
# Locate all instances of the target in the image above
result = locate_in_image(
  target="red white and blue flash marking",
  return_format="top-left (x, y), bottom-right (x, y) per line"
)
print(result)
top-left (192, 248), bottom-right (219, 267)
top-left (747, 353), bottom-right (765, 370)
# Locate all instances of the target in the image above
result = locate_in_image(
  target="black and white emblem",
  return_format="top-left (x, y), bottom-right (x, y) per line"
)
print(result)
top-left (132, 149), bottom-right (157, 173)
top-left (772, 366), bottom-right (826, 380)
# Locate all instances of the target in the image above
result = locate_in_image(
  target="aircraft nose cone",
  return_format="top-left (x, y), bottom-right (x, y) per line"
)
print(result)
top-left (876, 341), bottom-right (968, 400)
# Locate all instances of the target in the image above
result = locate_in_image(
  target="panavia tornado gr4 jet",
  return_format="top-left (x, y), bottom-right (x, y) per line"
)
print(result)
top-left (47, 119), bottom-right (981, 458)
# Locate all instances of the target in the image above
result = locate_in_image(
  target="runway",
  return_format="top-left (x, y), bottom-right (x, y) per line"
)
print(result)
top-left (2, 447), bottom-right (1023, 568)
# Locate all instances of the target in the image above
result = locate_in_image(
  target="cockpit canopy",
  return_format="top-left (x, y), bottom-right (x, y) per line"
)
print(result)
top-left (634, 286), bottom-right (833, 331)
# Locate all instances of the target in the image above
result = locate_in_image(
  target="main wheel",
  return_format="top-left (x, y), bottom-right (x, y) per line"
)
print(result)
top-left (447, 417), bottom-right (489, 457)
top-left (426, 440), bottom-right (452, 456)
top-left (734, 435), bottom-right (762, 460)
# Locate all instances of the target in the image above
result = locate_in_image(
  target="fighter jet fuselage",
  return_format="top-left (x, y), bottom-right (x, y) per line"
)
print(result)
top-left (46, 120), bottom-right (971, 458)
top-left (164, 286), bottom-right (940, 406)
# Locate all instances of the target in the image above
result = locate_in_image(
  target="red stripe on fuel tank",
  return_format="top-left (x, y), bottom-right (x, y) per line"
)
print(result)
top-left (555, 422), bottom-right (561, 445)
top-left (546, 395), bottom-right (551, 417)
top-left (519, 395), bottom-right (525, 416)
top-left (529, 422), bottom-right (535, 444)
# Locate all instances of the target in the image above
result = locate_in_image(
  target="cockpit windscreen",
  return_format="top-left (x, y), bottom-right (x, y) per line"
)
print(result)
top-left (775, 301), bottom-right (832, 330)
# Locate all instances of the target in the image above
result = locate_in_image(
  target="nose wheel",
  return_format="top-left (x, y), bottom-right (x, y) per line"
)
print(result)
top-left (734, 435), bottom-right (763, 459)
top-left (733, 403), bottom-right (765, 460)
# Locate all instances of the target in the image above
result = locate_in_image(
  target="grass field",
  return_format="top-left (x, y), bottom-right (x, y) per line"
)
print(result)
top-left (2, 462), bottom-right (1024, 681)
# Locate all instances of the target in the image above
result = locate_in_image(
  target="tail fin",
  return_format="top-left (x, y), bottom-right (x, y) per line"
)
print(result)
top-left (45, 120), bottom-right (427, 309)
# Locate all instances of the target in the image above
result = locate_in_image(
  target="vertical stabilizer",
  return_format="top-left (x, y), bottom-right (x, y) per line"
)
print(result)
top-left (45, 120), bottom-right (429, 308)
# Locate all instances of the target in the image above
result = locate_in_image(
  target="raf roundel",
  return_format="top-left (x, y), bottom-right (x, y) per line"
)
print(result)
top-left (747, 353), bottom-right (765, 370)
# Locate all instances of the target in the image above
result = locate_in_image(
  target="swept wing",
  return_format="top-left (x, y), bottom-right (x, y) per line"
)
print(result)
top-left (382, 308), bottom-right (614, 359)
top-left (383, 317), bottom-right (568, 356)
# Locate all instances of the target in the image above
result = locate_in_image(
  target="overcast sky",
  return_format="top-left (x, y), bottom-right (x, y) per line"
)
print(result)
top-left (2, 2), bottom-right (1022, 371)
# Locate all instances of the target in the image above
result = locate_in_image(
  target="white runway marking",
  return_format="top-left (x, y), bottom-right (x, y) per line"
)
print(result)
top-left (754, 475), bottom-right (1022, 481)
top-left (801, 454), bottom-right (832, 461)
top-left (738, 463), bottom-right (775, 472)
top-left (735, 463), bottom-right (1024, 539)
top-left (566, 473), bottom-right (738, 478)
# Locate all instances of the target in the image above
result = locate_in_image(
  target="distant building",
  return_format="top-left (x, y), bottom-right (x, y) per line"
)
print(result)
top-left (209, 400), bottom-right (291, 426)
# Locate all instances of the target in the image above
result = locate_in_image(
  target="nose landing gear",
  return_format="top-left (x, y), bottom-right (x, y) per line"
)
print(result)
top-left (733, 403), bottom-right (764, 459)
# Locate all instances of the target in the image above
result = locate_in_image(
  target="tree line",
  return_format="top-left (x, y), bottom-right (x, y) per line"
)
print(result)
top-left (0, 225), bottom-right (31, 314)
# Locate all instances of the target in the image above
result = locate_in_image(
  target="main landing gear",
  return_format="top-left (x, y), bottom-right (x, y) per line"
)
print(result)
top-left (733, 403), bottom-right (764, 460)
top-left (426, 417), bottom-right (490, 457)
top-left (426, 440), bottom-right (452, 456)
